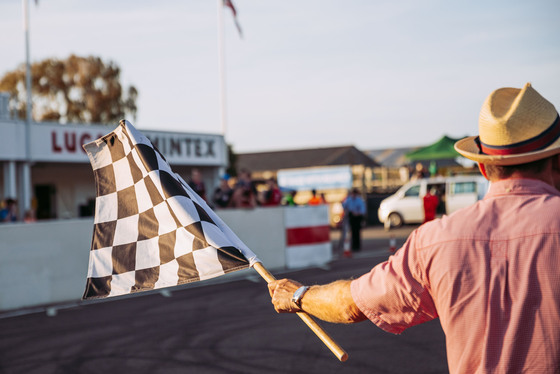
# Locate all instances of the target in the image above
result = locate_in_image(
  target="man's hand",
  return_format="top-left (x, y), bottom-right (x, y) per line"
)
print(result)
top-left (267, 278), bottom-right (367, 324)
top-left (268, 279), bottom-right (303, 313)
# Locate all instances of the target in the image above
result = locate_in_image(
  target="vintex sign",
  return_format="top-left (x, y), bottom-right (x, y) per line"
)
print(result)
top-left (27, 123), bottom-right (226, 166)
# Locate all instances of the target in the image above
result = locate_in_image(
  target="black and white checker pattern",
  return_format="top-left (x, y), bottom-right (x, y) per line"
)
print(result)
top-left (82, 120), bottom-right (258, 299)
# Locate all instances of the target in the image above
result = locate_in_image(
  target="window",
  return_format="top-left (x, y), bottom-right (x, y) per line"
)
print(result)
top-left (404, 185), bottom-right (420, 197)
top-left (452, 182), bottom-right (476, 194)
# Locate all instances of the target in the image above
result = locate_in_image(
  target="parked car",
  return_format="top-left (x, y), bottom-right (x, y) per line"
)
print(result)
top-left (378, 175), bottom-right (489, 228)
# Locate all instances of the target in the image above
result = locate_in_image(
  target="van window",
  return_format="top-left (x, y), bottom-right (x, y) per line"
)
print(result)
top-left (451, 182), bottom-right (476, 194)
top-left (404, 185), bottom-right (421, 197)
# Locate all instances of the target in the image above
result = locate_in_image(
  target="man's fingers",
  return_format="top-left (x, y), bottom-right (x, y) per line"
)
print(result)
top-left (267, 280), bottom-right (279, 297)
top-left (267, 279), bottom-right (304, 313)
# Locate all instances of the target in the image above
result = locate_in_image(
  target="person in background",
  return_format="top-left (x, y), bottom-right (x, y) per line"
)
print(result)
top-left (24, 209), bottom-right (36, 223)
top-left (282, 190), bottom-right (298, 206)
top-left (0, 198), bottom-right (18, 222)
top-left (422, 187), bottom-right (439, 223)
top-left (342, 188), bottom-right (366, 251)
top-left (411, 162), bottom-right (427, 180)
top-left (261, 178), bottom-right (282, 207)
top-left (429, 161), bottom-right (437, 176)
top-left (229, 169), bottom-right (257, 208)
top-left (267, 83), bottom-right (560, 373)
top-left (212, 175), bottom-right (233, 209)
top-left (307, 189), bottom-right (325, 205)
top-left (188, 168), bottom-right (207, 201)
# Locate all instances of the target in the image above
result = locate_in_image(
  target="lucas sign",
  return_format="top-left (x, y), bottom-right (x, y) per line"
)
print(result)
top-left (24, 122), bottom-right (226, 166)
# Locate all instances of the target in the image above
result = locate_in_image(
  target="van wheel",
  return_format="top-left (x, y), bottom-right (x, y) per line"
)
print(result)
top-left (388, 213), bottom-right (403, 228)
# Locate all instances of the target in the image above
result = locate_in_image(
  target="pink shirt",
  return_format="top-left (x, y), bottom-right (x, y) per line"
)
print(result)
top-left (351, 179), bottom-right (560, 373)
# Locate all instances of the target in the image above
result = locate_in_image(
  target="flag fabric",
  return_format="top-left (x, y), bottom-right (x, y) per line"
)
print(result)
top-left (223, 0), bottom-right (243, 37)
top-left (82, 120), bottom-right (259, 299)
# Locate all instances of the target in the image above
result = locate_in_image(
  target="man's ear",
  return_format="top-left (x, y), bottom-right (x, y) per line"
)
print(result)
top-left (478, 163), bottom-right (489, 180)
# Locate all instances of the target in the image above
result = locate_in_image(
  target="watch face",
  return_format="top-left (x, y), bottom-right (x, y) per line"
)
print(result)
top-left (292, 286), bottom-right (309, 306)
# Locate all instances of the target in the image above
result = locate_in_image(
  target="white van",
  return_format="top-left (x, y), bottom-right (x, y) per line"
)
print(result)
top-left (378, 175), bottom-right (489, 228)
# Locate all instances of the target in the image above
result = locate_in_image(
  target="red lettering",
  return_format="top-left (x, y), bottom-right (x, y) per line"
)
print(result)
top-left (52, 131), bottom-right (62, 153)
top-left (52, 130), bottom-right (107, 155)
top-left (65, 132), bottom-right (77, 152)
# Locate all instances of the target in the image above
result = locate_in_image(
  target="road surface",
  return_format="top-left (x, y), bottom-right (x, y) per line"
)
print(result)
top-left (0, 225), bottom-right (448, 374)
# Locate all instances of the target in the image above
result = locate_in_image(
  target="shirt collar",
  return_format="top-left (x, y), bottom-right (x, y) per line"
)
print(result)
top-left (485, 178), bottom-right (560, 198)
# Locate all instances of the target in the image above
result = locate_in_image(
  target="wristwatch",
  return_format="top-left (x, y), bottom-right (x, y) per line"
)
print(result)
top-left (291, 285), bottom-right (310, 308)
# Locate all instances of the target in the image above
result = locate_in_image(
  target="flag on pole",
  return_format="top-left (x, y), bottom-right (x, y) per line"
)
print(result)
top-left (223, 0), bottom-right (243, 38)
top-left (82, 120), bottom-right (259, 299)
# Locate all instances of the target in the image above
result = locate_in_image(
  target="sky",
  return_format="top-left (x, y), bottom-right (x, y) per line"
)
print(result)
top-left (0, 0), bottom-right (559, 153)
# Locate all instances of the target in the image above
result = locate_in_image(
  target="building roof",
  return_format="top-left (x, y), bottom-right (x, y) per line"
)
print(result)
top-left (366, 135), bottom-right (465, 168)
top-left (365, 147), bottom-right (420, 168)
top-left (237, 145), bottom-right (379, 172)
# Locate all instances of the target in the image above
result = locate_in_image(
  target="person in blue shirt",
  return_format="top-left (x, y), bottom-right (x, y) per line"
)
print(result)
top-left (342, 188), bottom-right (366, 251)
top-left (0, 198), bottom-right (18, 223)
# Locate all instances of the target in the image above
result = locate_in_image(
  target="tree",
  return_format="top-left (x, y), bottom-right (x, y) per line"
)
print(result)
top-left (0, 54), bottom-right (137, 124)
top-left (226, 143), bottom-right (238, 178)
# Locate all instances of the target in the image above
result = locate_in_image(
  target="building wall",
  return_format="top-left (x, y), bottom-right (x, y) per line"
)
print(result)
top-left (32, 163), bottom-right (96, 219)
top-left (0, 120), bottom-right (228, 220)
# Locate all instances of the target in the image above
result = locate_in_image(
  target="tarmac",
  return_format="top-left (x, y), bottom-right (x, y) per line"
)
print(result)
top-left (0, 224), bottom-right (449, 374)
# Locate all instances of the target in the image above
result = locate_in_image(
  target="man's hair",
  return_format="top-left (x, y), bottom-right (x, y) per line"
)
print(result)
top-left (484, 156), bottom-right (552, 179)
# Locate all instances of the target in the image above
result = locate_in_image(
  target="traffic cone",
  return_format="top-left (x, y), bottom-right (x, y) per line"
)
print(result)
top-left (343, 234), bottom-right (352, 258)
top-left (389, 235), bottom-right (397, 253)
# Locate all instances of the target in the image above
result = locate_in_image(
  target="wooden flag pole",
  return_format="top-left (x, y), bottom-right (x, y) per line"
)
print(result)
top-left (253, 262), bottom-right (349, 362)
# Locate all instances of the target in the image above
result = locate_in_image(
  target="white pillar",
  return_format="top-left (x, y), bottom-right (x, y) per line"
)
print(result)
top-left (17, 162), bottom-right (32, 219)
top-left (3, 161), bottom-right (17, 199)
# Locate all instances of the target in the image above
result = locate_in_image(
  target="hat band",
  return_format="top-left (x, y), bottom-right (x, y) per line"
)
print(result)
top-left (479, 114), bottom-right (560, 156)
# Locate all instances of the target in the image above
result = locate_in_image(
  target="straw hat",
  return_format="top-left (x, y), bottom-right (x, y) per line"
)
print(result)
top-left (455, 83), bottom-right (560, 165)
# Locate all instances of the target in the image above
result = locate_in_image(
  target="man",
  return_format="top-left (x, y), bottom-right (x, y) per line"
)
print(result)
top-left (268, 83), bottom-right (560, 373)
top-left (342, 188), bottom-right (366, 251)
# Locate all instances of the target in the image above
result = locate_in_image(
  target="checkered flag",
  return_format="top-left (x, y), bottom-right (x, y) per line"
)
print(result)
top-left (82, 120), bottom-right (259, 299)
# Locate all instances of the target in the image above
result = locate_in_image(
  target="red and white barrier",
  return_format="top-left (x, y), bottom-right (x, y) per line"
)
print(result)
top-left (0, 207), bottom-right (333, 311)
top-left (284, 205), bottom-right (332, 269)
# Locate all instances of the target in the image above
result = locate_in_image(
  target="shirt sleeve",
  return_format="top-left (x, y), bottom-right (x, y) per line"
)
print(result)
top-left (350, 230), bottom-right (438, 334)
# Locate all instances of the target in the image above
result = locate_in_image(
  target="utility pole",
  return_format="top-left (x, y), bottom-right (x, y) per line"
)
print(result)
top-left (21, 0), bottom-right (33, 217)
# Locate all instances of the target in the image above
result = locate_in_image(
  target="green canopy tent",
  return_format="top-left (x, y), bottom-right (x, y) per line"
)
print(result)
top-left (406, 135), bottom-right (465, 176)
top-left (405, 135), bottom-right (462, 161)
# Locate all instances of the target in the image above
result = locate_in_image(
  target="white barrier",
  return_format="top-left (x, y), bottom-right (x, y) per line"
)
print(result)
top-left (216, 207), bottom-right (287, 269)
top-left (284, 206), bottom-right (332, 268)
top-left (0, 206), bottom-right (332, 311)
top-left (0, 219), bottom-right (92, 311)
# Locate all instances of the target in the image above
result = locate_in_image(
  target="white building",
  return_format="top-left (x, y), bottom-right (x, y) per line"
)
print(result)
top-left (0, 118), bottom-right (227, 221)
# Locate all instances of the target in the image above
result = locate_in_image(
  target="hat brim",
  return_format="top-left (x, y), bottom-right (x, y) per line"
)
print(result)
top-left (454, 136), bottom-right (560, 165)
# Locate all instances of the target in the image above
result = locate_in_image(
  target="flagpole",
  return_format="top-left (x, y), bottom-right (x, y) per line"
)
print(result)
top-left (217, 0), bottom-right (227, 136)
top-left (252, 262), bottom-right (349, 362)
top-left (21, 0), bottom-right (32, 217)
